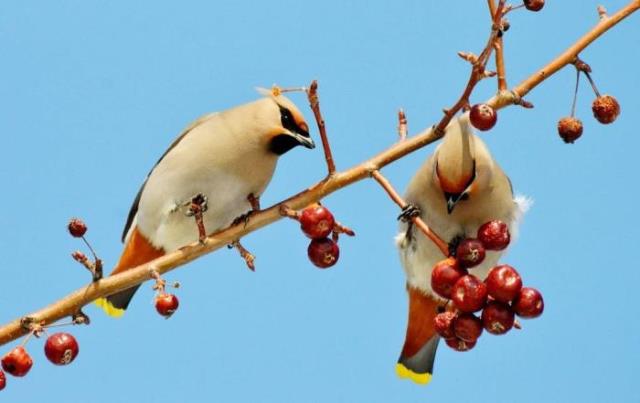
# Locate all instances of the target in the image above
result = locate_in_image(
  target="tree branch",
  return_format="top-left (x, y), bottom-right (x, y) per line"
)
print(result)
top-left (0, 1), bottom-right (637, 347)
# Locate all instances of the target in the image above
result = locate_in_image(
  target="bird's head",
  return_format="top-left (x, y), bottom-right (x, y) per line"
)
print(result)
top-left (257, 94), bottom-right (315, 155)
top-left (433, 115), bottom-right (487, 214)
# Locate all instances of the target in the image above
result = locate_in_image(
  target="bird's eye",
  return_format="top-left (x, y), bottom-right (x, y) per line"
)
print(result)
top-left (279, 106), bottom-right (299, 133)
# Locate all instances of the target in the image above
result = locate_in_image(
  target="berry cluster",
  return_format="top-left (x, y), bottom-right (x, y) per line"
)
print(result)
top-left (557, 59), bottom-right (620, 144)
top-left (431, 220), bottom-right (544, 352)
top-left (284, 204), bottom-right (354, 269)
top-left (0, 331), bottom-right (80, 390)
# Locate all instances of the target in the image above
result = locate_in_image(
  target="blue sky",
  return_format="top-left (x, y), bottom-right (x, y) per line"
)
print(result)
top-left (1, 1), bottom-right (639, 402)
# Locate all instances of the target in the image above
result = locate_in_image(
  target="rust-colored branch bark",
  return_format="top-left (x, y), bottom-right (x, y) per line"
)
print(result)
top-left (370, 170), bottom-right (450, 257)
top-left (0, 1), bottom-right (637, 347)
top-left (488, 0), bottom-right (508, 91)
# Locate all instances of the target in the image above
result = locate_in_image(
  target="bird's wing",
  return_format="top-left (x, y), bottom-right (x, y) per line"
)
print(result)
top-left (121, 112), bottom-right (219, 242)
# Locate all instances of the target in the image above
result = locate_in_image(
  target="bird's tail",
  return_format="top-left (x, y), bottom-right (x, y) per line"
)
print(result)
top-left (396, 286), bottom-right (441, 385)
top-left (95, 227), bottom-right (165, 318)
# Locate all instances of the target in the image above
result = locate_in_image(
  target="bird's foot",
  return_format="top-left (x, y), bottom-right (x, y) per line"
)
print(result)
top-left (231, 194), bottom-right (261, 228)
top-left (184, 194), bottom-right (208, 243)
top-left (398, 204), bottom-right (421, 222)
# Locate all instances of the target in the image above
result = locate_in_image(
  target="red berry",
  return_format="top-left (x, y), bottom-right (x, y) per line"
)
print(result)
top-left (592, 95), bottom-right (620, 124)
top-left (433, 311), bottom-right (457, 339)
top-left (469, 104), bottom-right (497, 131)
top-left (300, 204), bottom-right (335, 239)
top-left (481, 301), bottom-right (515, 335)
top-left (451, 275), bottom-right (488, 313)
top-left (557, 117), bottom-right (583, 144)
top-left (1, 347), bottom-right (33, 377)
top-left (513, 287), bottom-right (544, 318)
top-left (0, 370), bottom-right (5, 390)
top-left (485, 265), bottom-right (522, 303)
top-left (455, 239), bottom-right (486, 268)
top-left (431, 258), bottom-right (468, 299)
top-left (524, 0), bottom-right (544, 11)
top-left (44, 332), bottom-right (79, 366)
top-left (453, 313), bottom-right (483, 342)
top-left (477, 220), bottom-right (510, 251)
top-left (445, 337), bottom-right (476, 352)
top-left (307, 238), bottom-right (340, 268)
top-left (67, 218), bottom-right (87, 237)
top-left (155, 293), bottom-right (180, 318)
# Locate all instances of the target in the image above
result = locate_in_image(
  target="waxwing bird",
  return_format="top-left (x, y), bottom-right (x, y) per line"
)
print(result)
top-left (96, 94), bottom-right (315, 317)
top-left (395, 113), bottom-right (530, 384)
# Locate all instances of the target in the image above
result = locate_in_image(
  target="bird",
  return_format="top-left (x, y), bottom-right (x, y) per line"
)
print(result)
top-left (394, 113), bottom-right (530, 384)
top-left (96, 93), bottom-right (315, 317)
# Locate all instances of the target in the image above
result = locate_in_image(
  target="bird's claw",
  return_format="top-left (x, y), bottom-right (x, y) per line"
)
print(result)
top-left (398, 204), bottom-right (421, 222)
top-left (185, 194), bottom-right (208, 217)
top-left (231, 210), bottom-right (255, 228)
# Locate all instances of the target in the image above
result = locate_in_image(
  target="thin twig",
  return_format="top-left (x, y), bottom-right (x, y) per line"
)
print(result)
top-left (397, 109), bottom-right (408, 141)
top-left (370, 170), bottom-right (450, 257)
top-left (488, 0), bottom-right (508, 91)
top-left (0, 1), bottom-right (637, 347)
top-left (306, 80), bottom-right (336, 175)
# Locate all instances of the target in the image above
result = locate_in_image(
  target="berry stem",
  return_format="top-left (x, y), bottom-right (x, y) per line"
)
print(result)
top-left (583, 71), bottom-right (601, 97)
top-left (279, 205), bottom-right (301, 220)
top-left (571, 69), bottom-right (580, 117)
top-left (370, 170), bottom-right (450, 257)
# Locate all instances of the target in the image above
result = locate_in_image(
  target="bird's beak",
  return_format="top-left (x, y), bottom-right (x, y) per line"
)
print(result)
top-left (445, 193), bottom-right (464, 214)
top-left (291, 131), bottom-right (315, 149)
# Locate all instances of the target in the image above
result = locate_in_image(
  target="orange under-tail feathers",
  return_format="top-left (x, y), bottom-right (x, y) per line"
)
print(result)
top-left (396, 286), bottom-right (441, 385)
top-left (95, 227), bottom-right (165, 317)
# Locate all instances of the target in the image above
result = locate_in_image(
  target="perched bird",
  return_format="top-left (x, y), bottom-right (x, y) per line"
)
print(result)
top-left (96, 94), bottom-right (315, 317)
top-left (395, 113), bottom-right (529, 384)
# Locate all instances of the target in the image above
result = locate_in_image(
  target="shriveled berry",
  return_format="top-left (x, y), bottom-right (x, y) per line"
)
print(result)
top-left (0, 370), bottom-right (5, 390)
top-left (592, 95), bottom-right (620, 124)
top-left (434, 311), bottom-right (457, 339)
top-left (431, 258), bottom-right (468, 299)
top-left (481, 301), bottom-right (515, 335)
top-left (513, 287), bottom-right (544, 318)
top-left (67, 218), bottom-right (87, 237)
top-left (155, 293), bottom-right (180, 318)
top-left (44, 332), bottom-right (79, 366)
top-left (71, 250), bottom-right (88, 264)
top-left (477, 220), bottom-right (510, 251)
top-left (300, 204), bottom-right (335, 240)
top-left (524, 0), bottom-right (544, 11)
top-left (485, 265), bottom-right (522, 303)
top-left (455, 239), bottom-right (486, 268)
top-left (469, 104), bottom-right (498, 131)
top-left (307, 238), bottom-right (340, 268)
top-left (557, 117), bottom-right (583, 144)
top-left (1, 347), bottom-right (33, 377)
top-left (445, 337), bottom-right (476, 352)
top-left (453, 313), bottom-right (483, 342)
top-left (451, 275), bottom-right (488, 313)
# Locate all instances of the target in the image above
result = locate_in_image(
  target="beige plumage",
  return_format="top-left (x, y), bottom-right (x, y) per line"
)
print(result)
top-left (96, 94), bottom-right (315, 317)
top-left (395, 113), bottom-right (528, 384)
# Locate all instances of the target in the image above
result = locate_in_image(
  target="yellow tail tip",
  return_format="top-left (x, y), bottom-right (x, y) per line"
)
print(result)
top-left (396, 363), bottom-right (433, 385)
top-left (95, 297), bottom-right (126, 318)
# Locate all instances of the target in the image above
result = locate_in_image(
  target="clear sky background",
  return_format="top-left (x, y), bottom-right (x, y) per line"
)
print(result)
top-left (0, 1), bottom-right (638, 402)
